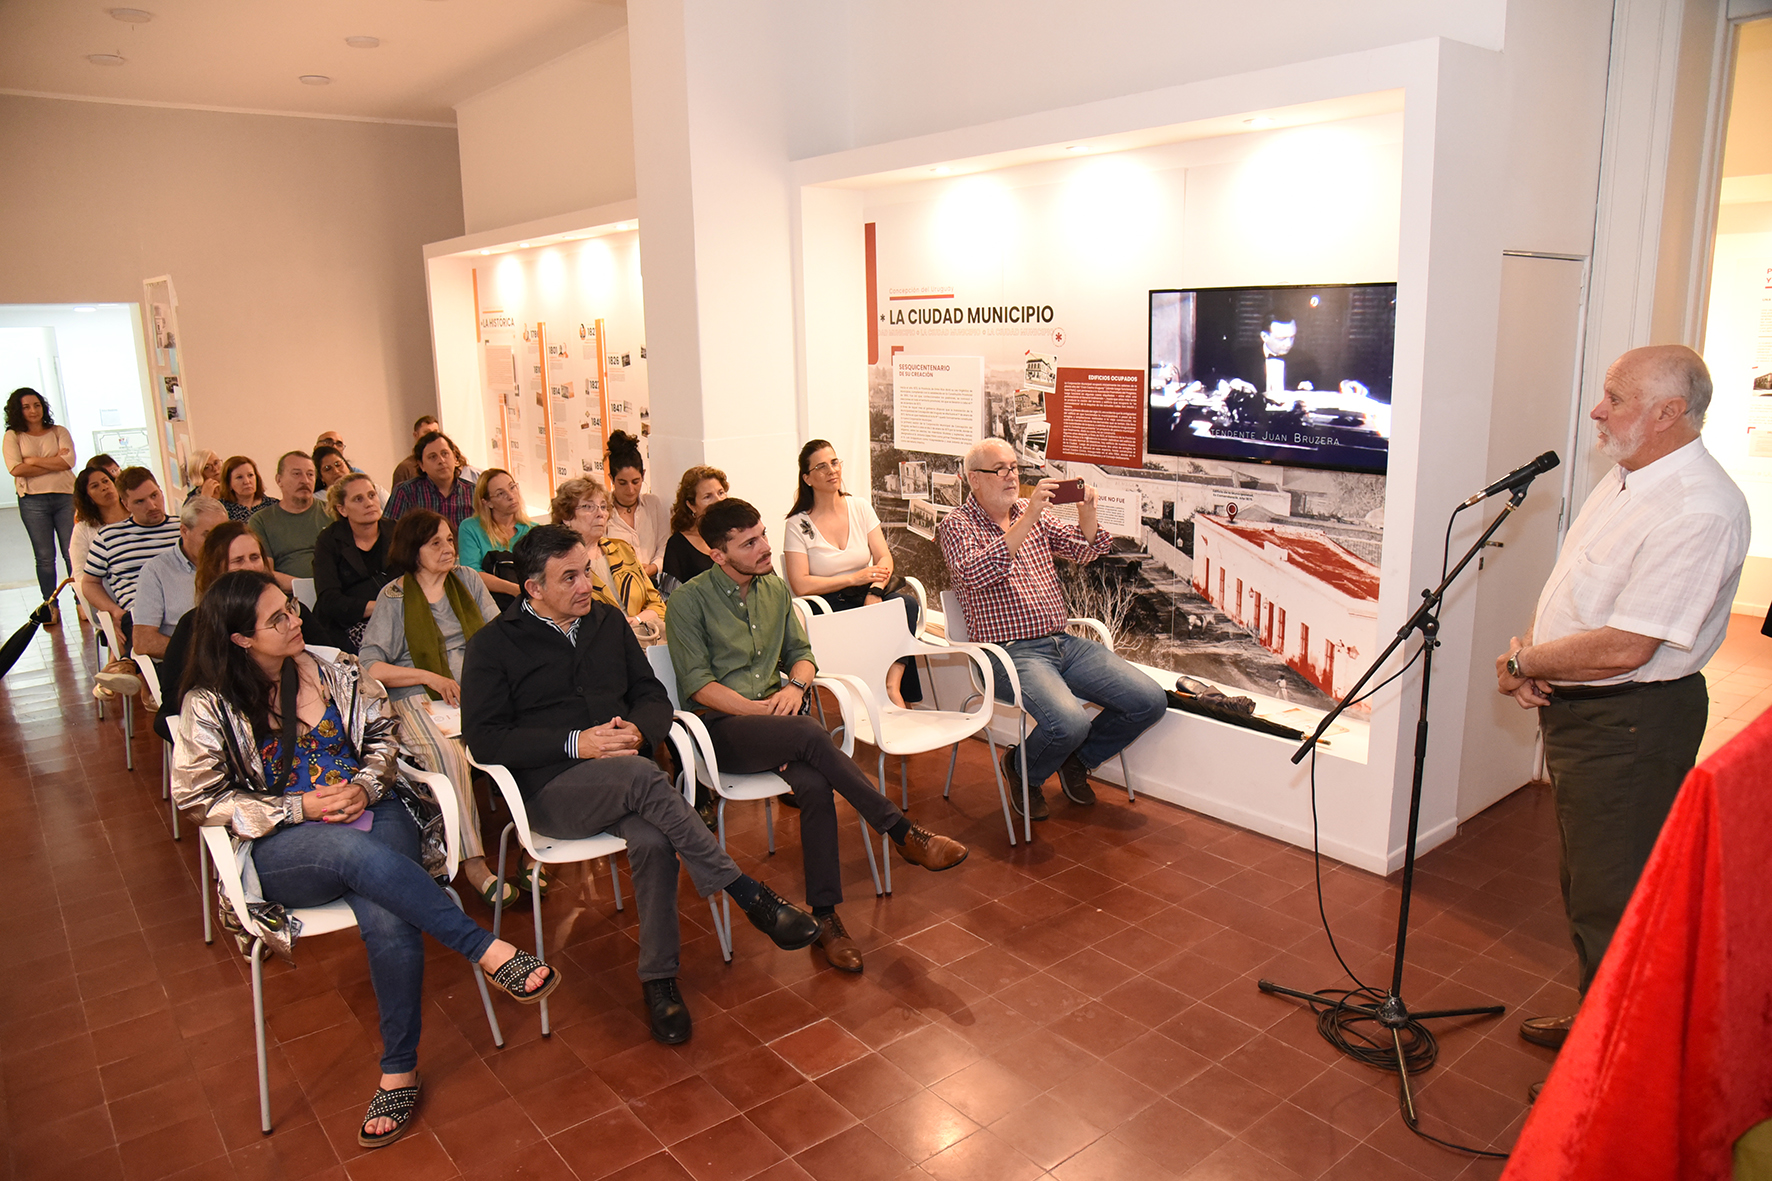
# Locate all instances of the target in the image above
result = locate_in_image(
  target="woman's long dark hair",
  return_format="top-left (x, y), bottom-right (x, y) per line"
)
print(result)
top-left (787, 439), bottom-right (844, 519)
top-left (606, 429), bottom-right (644, 479)
top-left (311, 444), bottom-right (345, 490)
top-left (4, 388), bottom-right (54, 433)
top-left (73, 466), bottom-right (117, 526)
top-left (182, 570), bottom-right (285, 739)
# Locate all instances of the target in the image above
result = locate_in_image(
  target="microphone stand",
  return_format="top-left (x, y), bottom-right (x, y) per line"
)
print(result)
top-left (1258, 481), bottom-right (1535, 1138)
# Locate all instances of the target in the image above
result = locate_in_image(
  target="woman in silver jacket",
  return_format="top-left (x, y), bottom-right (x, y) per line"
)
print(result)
top-left (172, 569), bottom-right (562, 1150)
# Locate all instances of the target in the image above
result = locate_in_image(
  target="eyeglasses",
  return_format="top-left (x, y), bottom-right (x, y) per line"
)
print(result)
top-left (321, 437), bottom-right (345, 448)
top-left (581, 501), bottom-right (610, 516)
top-left (970, 464), bottom-right (1017, 478)
top-left (256, 601), bottom-right (302, 633)
top-left (808, 458), bottom-right (842, 475)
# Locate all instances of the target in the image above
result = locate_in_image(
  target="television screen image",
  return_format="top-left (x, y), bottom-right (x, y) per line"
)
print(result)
top-left (1148, 284), bottom-right (1397, 474)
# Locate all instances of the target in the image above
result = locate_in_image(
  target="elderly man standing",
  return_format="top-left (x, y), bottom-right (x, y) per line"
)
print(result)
top-left (939, 439), bottom-right (1167, 820)
top-left (131, 495), bottom-right (226, 659)
top-left (1496, 345), bottom-right (1749, 1059)
top-left (248, 451), bottom-right (329, 593)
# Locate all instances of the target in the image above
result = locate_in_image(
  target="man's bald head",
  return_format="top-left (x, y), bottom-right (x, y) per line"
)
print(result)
top-left (965, 437), bottom-right (1014, 472)
top-left (1613, 345), bottom-right (1712, 428)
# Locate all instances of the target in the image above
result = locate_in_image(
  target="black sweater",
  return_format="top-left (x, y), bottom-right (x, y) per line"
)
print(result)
top-left (460, 599), bottom-right (673, 800)
top-left (311, 518), bottom-right (396, 645)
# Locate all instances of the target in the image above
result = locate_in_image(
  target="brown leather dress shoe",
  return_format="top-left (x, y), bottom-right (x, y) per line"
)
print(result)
top-left (814, 912), bottom-right (863, 973)
top-left (1519, 1013), bottom-right (1575, 1050)
top-left (895, 825), bottom-right (968, 871)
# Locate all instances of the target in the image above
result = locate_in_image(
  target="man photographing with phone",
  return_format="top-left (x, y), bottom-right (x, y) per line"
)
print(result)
top-left (940, 439), bottom-right (1167, 820)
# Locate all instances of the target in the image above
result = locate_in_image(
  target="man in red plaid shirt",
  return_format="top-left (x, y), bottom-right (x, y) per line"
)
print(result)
top-left (938, 438), bottom-right (1166, 820)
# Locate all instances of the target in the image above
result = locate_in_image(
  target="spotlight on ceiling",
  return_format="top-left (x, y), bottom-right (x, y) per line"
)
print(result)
top-left (344, 35), bottom-right (380, 49)
top-left (108, 8), bottom-right (153, 22)
top-left (299, 75), bottom-right (331, 85)
top-left (87, 53), bottom-right (126, 66)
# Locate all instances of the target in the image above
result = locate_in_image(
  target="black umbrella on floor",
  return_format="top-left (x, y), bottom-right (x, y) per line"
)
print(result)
top-left (0, 576), bottom-right (74, 679)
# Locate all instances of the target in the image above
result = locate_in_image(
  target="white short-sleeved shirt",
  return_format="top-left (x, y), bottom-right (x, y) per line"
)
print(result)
top-left (784, 497), bottom-right (881, 579)
top-left (606, 492), bottom-right (669, 571)
top-left (1532, 439), bottom-right (1750, 685)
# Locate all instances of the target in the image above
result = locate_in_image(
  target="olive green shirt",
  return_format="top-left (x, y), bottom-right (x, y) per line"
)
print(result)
top-left (665, 563), bottom-right (815, 708)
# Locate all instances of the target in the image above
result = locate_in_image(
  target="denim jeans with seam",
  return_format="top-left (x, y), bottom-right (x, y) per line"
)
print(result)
top-left (991, 632), bottom-right (1168, 787)
top-left (250, 796), bottom-right (496, 1074)
top-left (18, 491), bottom-right (74, 601)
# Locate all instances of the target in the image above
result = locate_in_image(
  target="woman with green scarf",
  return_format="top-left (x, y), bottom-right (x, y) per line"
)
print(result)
top-left (360, 509), bottom-right (518, 907)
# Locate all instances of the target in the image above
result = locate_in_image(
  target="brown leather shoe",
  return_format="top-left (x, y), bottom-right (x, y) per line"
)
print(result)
top-left (814, 912), bottom-right (863, 973)
top-left (1528, 1081), bottom-right (1544, 1104)
top-left (1519, 1014), bottom-right (1575, 1050)
top-left (895, 825), bottom-right (968, 872)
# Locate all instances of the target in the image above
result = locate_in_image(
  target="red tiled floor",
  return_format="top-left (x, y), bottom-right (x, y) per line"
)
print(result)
top-left (8, 596), bottom-right (1763, 1179)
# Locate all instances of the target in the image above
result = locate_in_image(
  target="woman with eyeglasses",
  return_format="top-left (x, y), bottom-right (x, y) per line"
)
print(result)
top-left (782, 440), bottom-right (920, 707)
top-left (455, 468), bottom-right (532, 601)
top-left (173, 569), bottom-right (559, 1149)
top-left (553, 477), bottom-right (666, 644)
top-left (359, 510), bottom-right (517, 909)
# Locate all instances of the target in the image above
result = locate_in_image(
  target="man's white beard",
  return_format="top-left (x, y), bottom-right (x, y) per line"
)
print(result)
top-left (1597, 418), bottom-right (1649, 462)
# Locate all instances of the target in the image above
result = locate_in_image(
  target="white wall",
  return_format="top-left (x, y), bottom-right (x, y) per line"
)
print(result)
top-left (454, 30), bottom-right (637, 236)
top-left (0, 95), bottom-right (465, 490)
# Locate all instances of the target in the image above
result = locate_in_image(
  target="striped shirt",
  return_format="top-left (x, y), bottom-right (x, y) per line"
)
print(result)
top-left (385, 476), bottom-right (476, 527)
top-left (939, 495), bottom-right (1112, 646)
top-left (84, 516), bottom-right (182, 610)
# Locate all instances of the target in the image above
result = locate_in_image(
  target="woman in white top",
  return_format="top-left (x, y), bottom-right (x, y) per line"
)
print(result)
top-left (603, 430), bottom-right (669, 580)
top-left (782, 439), bottom-right (921, 707)
top-left (4, 388), bottom-right (78, 619)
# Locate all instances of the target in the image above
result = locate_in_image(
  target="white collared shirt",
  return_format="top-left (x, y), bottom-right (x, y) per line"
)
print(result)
top-left (605, 492), bottom-right (669, 571)
top-left (1532, 438), bottom-right (1750, 685)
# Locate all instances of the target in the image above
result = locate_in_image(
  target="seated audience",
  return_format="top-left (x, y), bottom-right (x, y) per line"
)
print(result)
top-left (71, 465), bottom-right (128, 618)
top-left (314, 430), bottom-right (362, 473)
top-left (359, 510), bottom-right (514, 907)
top-left (132, 496), bottom-right (227, 659)
top-left (311, 473), bottom-right (395, 653)
top-left (455, 468), bottom-right (532, 600)
top-left (553, 476), bottom-right (666, 644)
top-left (390, 415), bottom-right (436, 489)
top-left (171, 570), bottom-right (559, 1150)
top-left (385, 430), bottom-right (475, 527)
top-left (249, 451), bottom-right (328, 592)
top-left (462, 525), bottom-right (821, 1044)
top-left (313, 444), bottom-right (352, 493)
top-left (81, 466), bottom-right (182, 653)
top-left (219, 455), bottom-right (278, 521)
top-left (939, 438), bottom-right (1166, 820)
top-left (667, 499), bottom-right (968, 974)
top-left (662, 465), bottom-right (728, 590)
top-left (153, 521), bottom-right (267, 740)
top-left (604, 430), bottom-right (669, 580)
top-left (183, 449), bottom-right (223, 504)
top-left (87, 453), bottom-right (122, 481)
top-left (783, 439), bottom-right (921, 707)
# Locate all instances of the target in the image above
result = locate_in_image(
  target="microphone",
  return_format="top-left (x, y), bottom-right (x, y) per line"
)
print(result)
top-left (1461, 451), bottom-right (1560, 508)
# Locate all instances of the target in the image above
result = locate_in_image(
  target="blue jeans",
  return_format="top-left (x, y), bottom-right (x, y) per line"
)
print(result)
top-left (18, 492), bottom-right (74, 601)
top-left (992, 633), bottom-right (1168, 787)
top-left (250, 797), bottom-right (496, 1074)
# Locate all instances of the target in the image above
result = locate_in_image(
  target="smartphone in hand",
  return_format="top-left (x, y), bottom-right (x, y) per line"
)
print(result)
top-left (1051, 478), bottom-right (1086, 505)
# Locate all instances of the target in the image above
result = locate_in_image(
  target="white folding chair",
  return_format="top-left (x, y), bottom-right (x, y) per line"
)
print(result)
top-left (200, 759), bottom-right (503, 1133)
top-left (466, 749), bottom-right (629, 1037)
top-left (804, 600), bottom-right (1012, 881)
top-left (71, 579), bottom-right (102, 676)
top-left (132, 654), bottom-right (182, 840)
top-left (645, 643), bottom-right (872, 960)
top-left (291, 578), bottom-right (317, 611)
top-left (167, 712), bottom-right (213, 945)
top-left (95, 610), bottom-right (139, 768)
top-left (940, 590), bottom-right (1136, 844)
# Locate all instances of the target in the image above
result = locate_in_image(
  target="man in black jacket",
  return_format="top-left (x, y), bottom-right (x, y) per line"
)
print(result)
top-left (461, 525), bottom-right (819, 1045)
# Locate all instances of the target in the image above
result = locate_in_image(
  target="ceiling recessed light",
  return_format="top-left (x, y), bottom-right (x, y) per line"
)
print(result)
top-left (108, 8), bottom-right (153, 22)
top-left (1065, 145), bottom-right (1090, 153)
top-left (519, 242), bottom-right (530, 248)
top-left (344, 35), bottom-right (380, 49)
top-left (480, 249), bottom-right (491, 255)
top-left (1244, 116), bottom-right (1275, 128)
top-left (299, 74), bottom-right (330, 85)
top-left (87, 53), bottom-right (126, 66)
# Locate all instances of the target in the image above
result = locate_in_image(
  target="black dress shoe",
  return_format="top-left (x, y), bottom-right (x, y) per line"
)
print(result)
top-left (1002, 746), bottom-right (1048, 821)
top-left (744, 884), bottom-right (820, 950)
top-left (642, 977), bottom-right (692, 1045)
top-left (1057, 754), bottom-right (1096, 805)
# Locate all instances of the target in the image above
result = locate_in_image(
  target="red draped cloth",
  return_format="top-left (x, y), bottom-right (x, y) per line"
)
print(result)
top-left (1502, 705), bottom-right (1772, 1179)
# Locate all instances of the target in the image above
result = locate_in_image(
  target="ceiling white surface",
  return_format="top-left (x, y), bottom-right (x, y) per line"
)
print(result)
top-left (0, 0), bottom-right (626, 125)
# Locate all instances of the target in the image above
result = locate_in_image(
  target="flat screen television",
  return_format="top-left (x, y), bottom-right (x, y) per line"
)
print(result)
top-left (1147, 283), bottom-right (1397, 474)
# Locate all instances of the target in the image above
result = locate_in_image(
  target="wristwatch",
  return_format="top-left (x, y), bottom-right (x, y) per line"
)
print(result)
top-left (1506, 650), bottom-right (1524, 680)
top-left (787, 675), bottom-right (810, 692)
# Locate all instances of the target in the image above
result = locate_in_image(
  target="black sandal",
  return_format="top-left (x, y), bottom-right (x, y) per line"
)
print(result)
top-left (357, 1075), bottom-right (421, 1149)
top-left (484, 949), bottom-right (560, 1005)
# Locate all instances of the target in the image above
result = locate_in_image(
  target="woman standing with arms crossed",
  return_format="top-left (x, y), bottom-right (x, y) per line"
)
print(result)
top-left (4, 388), bottom-right (77, 622)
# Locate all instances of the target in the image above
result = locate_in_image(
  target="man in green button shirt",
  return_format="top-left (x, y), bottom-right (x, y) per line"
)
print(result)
top-left (667, 499), bottom-right (969, 974)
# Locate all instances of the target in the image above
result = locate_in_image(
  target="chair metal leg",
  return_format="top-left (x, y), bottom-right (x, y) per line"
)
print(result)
top-left (715, 802), bottom-right (733, 961)
top-left (1019, 718), bottom-right (1032, 845)
top-left (121, 695), bottom-right (134, 770)
top-left (874, 751), bottom-right (892, 895)
top-left (899, 756), bottom-right (908, 810)
top-left (200, 839), bottom-right (213, 944)
top-left (251, 939), bottom-right (272, 1134)
top-left (532, 866), bottom-right (551, 1037)
top-left (166, 742), bottom-right (180, 840)
top-left (764, 799), bottom-right (775, 855)
top-left (608, 858), bottom-right (623, 912)
top-left (861, 814), bottom-right (882, 896)
top-left (446, 884), bottom-right (505, 1049)
top-left (1119, 752), bottom-right (1135, 801)
top-left (984, 734), bottom-right (1017, 847)
top-left (492, 824), bottom-right (515, 941)
top-left (942, 745), bottom-right (959, 800)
